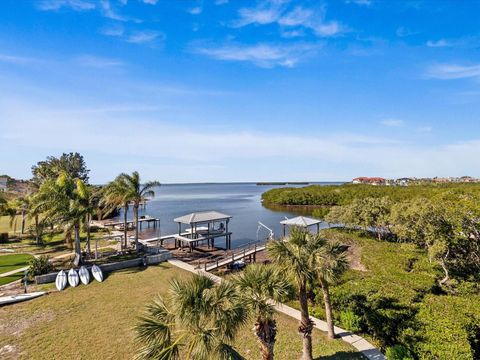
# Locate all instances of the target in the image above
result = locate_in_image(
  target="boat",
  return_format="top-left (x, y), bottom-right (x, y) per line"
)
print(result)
top-left (78, 266), bottom-right (90, 285)
top-left (55, 270), bottom-right (67, 291)
top-left (91, 265), bottom-right (103, 282)
top-left (68, 268), bottom-right (79, 287)
top-left (0, 291), bottom-right (46, 306)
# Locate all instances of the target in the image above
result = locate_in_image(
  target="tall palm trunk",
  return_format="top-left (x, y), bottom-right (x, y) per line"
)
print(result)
top-left (74, 223), bottom-right (82, 266)
top-left (134, 203), bottom-right (139, 252)
top-left (298, 283), bottom-right (313, 360)
top-left (86, 213), bottom-right (91, 255)
top-left (254, 317), bottom-right (276, 360)
top-left (123, 204), bottom-right (128, 250)
top-left (21, 210), bottom-right (26, 234)
top-left (321, 280), bottom-right (335, 339)
top-left (34, 214), bottom-right (40, 245)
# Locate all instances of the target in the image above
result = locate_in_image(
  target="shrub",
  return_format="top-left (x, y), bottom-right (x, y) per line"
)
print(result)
top-left (385, 345), bottom-right (413, 360)
top-left (339, 309), bottom-right (362, 333)
top-left (0, 233), bottom-right (8, 243)
top-left (28, 255), bottom-right (54, 278)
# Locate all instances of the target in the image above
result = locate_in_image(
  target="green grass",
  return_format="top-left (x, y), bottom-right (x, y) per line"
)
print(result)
top-left (0, 253), bottom-right (34, 275)
top-left (0, 264), bottom-right (363, 360)
top-left (0, 273), bottom-right (23, 286)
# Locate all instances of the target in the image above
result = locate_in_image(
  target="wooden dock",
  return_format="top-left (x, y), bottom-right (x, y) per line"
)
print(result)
top-left (196, 241), bottom-right (267, 272)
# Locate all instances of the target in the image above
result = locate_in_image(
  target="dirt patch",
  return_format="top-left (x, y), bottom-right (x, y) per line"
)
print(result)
top-left (0, 309), bottom-right (55, 336)
top-left (0, 344), bottom-right (19, 359)
top-left (345, 240), bottom-right (367, 272)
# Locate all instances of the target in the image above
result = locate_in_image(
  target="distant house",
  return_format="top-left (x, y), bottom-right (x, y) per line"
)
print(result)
top-left (0, 177), bottom-right (7, 192)
top-left (352, 177), bottom-right (386, 186)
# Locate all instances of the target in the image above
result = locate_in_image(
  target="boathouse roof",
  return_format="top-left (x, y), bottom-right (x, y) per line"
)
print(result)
top-left (174, 211), bottom-right (232, 224)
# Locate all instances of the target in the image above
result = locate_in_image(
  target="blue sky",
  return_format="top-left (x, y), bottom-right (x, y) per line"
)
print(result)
top-left (1, 0), bottom-right (480, 183)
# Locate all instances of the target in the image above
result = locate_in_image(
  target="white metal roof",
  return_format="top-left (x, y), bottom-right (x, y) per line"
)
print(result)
top-left (174, 211), bottom-right (232, 224)
top-left (280, 216), bottom-right (321, 227)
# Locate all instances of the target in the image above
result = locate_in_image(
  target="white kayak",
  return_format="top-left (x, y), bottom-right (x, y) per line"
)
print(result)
top-left (68, 268), bottom-right (79, 287)
top-left (0, 291), bottom-right (46, 306)
top-left (78, 266), bottom-right (90, 285)
top-left (91, 265), bottom-right (103, 282)
top-left (55, 270), bottom-right (68, 291)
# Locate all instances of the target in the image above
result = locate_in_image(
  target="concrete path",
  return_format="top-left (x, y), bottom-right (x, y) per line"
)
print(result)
top-left (167, 259), bottom-right (385, 360)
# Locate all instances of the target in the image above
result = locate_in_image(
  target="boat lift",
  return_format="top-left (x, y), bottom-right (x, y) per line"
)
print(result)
top-left (257, 221), bottom-right (274, 241)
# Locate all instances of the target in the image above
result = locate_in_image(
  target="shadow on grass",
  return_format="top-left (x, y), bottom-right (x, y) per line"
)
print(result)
top-left (316, 351), bottom-right (367, 360)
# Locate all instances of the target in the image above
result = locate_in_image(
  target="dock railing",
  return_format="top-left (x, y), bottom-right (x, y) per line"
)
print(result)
top-left (195, 238), bottom-right (269, 271)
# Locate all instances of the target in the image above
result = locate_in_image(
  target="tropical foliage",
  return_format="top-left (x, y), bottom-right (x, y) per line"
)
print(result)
top-left (135, 274), bottom-right (246, 360)
top-left (233, 264), bottom-right (292, 360)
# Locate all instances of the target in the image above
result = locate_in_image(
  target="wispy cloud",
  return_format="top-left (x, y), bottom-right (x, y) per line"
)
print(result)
top-left (192, 42), bottom-right (319, 68)
top-left (74, 55), bottom-right (124, 68)
top-left (100, 0), bottom-right (129, 21)
top-left (215, 0), bottom-right (229, 5)
top-left (345, 0), bottom-right (372, 6)
top-left (126, 30), bottom-right (165, 44)
top-left (233, 1), bottom-right (343, 37)
top-left (189, 6), bottom-right (203, 15)
top-left (380, 119), bottom-right (404, 127)
top-left (142, 0), bottom-right (158, 4)
top-left (426, 63), bottom-right (480, 80)
top-left (37, 0), bottom-right (95, 11)
top-left (426, 39), bottom-right (452, 48)
top-left (396, 26), bottom-right (418, 37)
top-left (100, 24), bottom-right (125, 37)
top-left (0, 54), bottom-right (36, 65)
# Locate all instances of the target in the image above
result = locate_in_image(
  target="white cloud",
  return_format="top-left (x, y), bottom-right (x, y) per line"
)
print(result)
top-left (396, 26), bottom-right (418, 37)
top-left (189, 6), bottom-right (203, 15)
top-left (126, 30), bottom-right (165, 44)
top-left (142, 0), bottom-right (158, 4)
top-left (100, 0), bottom-right (128, 21)
top-left (2, 102), bottom-right (480, 182)
top-left (37, 0), bottom-right (95, 11)
top-left (100, 24), bottom-right (125, 37)
top-left (74, 55), bottom-right (124, 68)
top-left (380, 119), bottom-right (404, 127)
top-left (426, 63), bottom-right (480, 80)
top-left (192, 42), bottom-right (319, 68)
top-left (345, 0), bottom-right (372, 6)
top-left (0, 54), bottom-right (36, 65)
top-left (234, 1), bottom-right (343, 37)
top-left (426, 39), bottom-right (452, 48)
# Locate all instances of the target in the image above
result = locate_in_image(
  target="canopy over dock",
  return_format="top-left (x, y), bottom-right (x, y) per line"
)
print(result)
top-left (174, 211), bottom-right (231, 224)
top-left (174, 211), bottom-right (232, 251)
top-left (280, 216), bottom-right (321, 235)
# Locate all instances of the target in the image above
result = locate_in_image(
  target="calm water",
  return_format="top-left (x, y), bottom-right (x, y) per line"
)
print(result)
top-left (117, 183), bottom-right (341, 249)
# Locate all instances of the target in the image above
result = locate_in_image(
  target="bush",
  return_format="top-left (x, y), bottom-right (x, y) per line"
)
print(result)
top-left (28, 255), bottom-right (54, 278)
top-left (339, 310), bottom-right (362, 333)
top-left (385, 345), bottom-right (413, 360)
top-left (0, 232), bottom-right (8, 243)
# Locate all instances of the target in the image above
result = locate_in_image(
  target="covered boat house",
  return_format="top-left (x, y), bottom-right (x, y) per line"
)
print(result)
top-left (280, 216), bottom-right (321, 236)
top-left (173, 211), bottom-right (232, 252)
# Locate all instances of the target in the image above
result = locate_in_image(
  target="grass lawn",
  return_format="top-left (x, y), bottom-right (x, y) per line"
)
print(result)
top-left (0, 273), bottom-right (23, 286)
top-left (0, 264), bottom-right (363, 360)
top-left (0, 254), bottom-right (33, 275)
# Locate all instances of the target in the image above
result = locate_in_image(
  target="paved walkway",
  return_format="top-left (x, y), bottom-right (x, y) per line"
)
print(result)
top-left (167, 259), bottom-right (385, 360)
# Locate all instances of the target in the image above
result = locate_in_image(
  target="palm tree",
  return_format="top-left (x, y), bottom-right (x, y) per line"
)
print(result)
top-left (233, 264), bottom-right (292, 360)
top-left (267, 227), bottom-right (325, 360)
top-left (315, 242), bottom-right (349, 339)
top-left (102, 181), bottom-right (130, 250)
top-left (135, 274), bottom-right (246, 360)
top-left (33, 173), bottom-right (89, 265)
top-left (104, 172), bottom-right (159, 252)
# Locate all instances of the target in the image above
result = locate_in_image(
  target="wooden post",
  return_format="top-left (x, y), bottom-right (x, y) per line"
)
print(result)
top-left (283, 224), bottom-right (286, 237)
